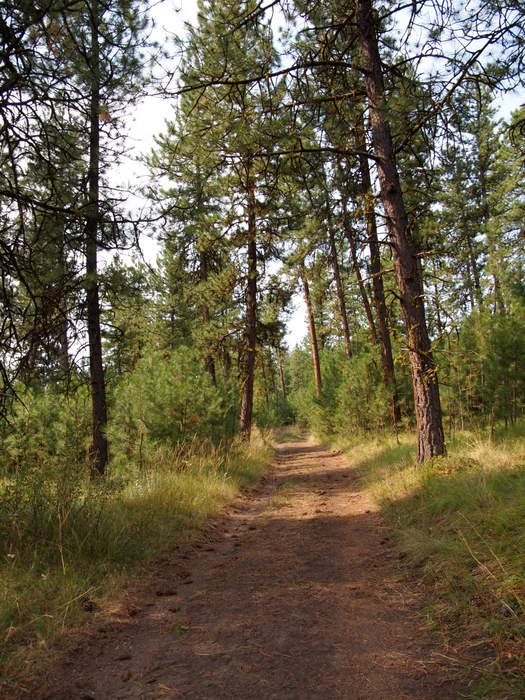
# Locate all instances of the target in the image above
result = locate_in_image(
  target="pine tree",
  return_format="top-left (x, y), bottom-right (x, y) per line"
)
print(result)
top-left (47, 0), bottom-right (149, 474)
top-left (156, 0), bottom-right (285, 438)
top-left (354, 0), bottom-right (445, 460)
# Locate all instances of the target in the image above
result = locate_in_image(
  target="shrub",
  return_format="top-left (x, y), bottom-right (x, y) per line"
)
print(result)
top-left (108, 347), bottom-right (237, 467)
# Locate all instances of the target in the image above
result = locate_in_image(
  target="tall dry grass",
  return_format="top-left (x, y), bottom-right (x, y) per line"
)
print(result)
top-left (0, 432), bottom-right (272, 683)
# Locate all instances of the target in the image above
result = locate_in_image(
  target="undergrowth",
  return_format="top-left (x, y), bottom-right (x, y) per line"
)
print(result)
top-left (273, 425), bottom-right (307, 442)
top-left (333, 423), bottom-right (525, 699)
top-left (0, 432), bottom-right (271, 687)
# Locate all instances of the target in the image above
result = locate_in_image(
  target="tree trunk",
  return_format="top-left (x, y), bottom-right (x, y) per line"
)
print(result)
top-left (222, 347), bottom-right (232, 377)
top-left (432, 273), bottom-right (444, 338)
top-left (239, 164), bottom-right (257, 438)
top-left (465, 228), bottom-right (483, 309)
top-left (260, 354), bottom-right (270, 408)
top-left (57, 222), bottom-right (69, 375)
top-left (278, 347), bottom-right (287, 396)
top-left (201, 303), bottom-right (217, 385)
top-left (267, 350), bottom-right (277, 393)
top-left (353, 139), bottom-right (401, 425)
top-left (301, 267), bottom-right (322, 398)
top-left (58, 315), bottom-right (69, 374)
top-left (491, 268), bottom-right (506, 314)
top-left (343, 211), bottom-right (378, 343)
top-left (355, 0), bottom-right (445, 460)
top-left (198, 252), bottom-right (216, 385)
top-left (478, 142), bottom-right (504, 314)
top-left (86, 0), bottom-right (108, 476)
top-left (327, 224), bottom-right (353, 358)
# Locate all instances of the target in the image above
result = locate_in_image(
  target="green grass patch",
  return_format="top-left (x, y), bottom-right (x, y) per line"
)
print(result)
top-left (337, 426), bottom-right (525, 698)
top-left (0, 433), bottom-right (272, 687)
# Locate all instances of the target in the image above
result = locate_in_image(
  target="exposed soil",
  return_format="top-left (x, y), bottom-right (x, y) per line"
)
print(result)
top-left (16, 440), bottom-right (463, 699)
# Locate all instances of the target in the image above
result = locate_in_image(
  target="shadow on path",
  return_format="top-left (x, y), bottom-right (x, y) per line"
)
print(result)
top-left (36, 440), bottom-right (461, 700)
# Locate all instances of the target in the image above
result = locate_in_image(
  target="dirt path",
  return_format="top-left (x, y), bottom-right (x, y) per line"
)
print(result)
top-left (28, 440), bottom-right (462, 699)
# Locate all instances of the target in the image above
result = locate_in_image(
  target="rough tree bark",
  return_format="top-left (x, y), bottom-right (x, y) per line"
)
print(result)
top-left (198, 251), bottom-right (216, 385)
top-left (278, 347), bottom-right (287, 396)
top-left (327, 223), bottom-right (353, 358)
top-left (342, 205), bottom-right (378, 343)
top-left (55, 220), bottom-right (70, 375)
top-left (239, 160), bottom-right (258, 438)
top-left (355, 0), bottom-right (445, 460)
top-left (354, 139), bottom-right (401, 425)
top-left (301, 266), bottom-right (322, 398)
top-left (86, 0), bottom-right (108, 476)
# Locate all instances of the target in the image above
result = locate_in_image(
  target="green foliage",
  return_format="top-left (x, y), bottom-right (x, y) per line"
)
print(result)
top-left (439, 308), bottom-right (525, 427)
top-left (0, 387), bottom-right (108, 565)
top-left (254, 392), bottom-right (295, 429)
top-left (0, 405), bottom-right (271, 677)
top-left (288, 347), bottom-right (351, 436)
top-left (334, 348), bottom-right (390, 433)
top-left (102, 256), bottom-right (156, 376)
top-left (108, 347), bottom-right (238, 466)
top-left (288, 343), bottom-right (412, 438)
top-left (0, 387), bottom-right (91, 476)
top-left (286, 345), bottom-right (313, 428)
top-left (4, 0), bottom-right (525, 691)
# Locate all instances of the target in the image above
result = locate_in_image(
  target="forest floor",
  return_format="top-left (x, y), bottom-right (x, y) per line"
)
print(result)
top-left (15, 438), bottom-right (465, 699)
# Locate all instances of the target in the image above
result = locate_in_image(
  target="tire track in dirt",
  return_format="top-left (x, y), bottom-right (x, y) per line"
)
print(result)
top-left (25, 440), bottom-right (462, 699)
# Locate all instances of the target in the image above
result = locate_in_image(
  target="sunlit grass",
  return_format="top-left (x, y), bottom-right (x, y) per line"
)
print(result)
top-left (0, 432), bottom-right (272, 687)
top-left (337, 424), bottom-right (525, 698)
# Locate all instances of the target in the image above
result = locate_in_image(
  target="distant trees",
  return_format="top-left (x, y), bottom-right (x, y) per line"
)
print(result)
top-left (150, 0), bottom-right (288, 438)
top-left (2, 0), bottom-right (525, 473)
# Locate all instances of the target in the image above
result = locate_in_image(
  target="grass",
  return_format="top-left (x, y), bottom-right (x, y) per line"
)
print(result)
top-left (0, 432), bottom-right (272, 689)
top-left (333, 423), bottom-right (525, 699)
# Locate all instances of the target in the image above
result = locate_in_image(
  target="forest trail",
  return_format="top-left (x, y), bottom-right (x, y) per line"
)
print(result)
top-left (28, 439), bottom-right (462, 699)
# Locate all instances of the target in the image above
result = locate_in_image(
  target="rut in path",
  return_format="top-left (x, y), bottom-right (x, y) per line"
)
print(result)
top-left (32, 440), bottom-right (461, 700)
